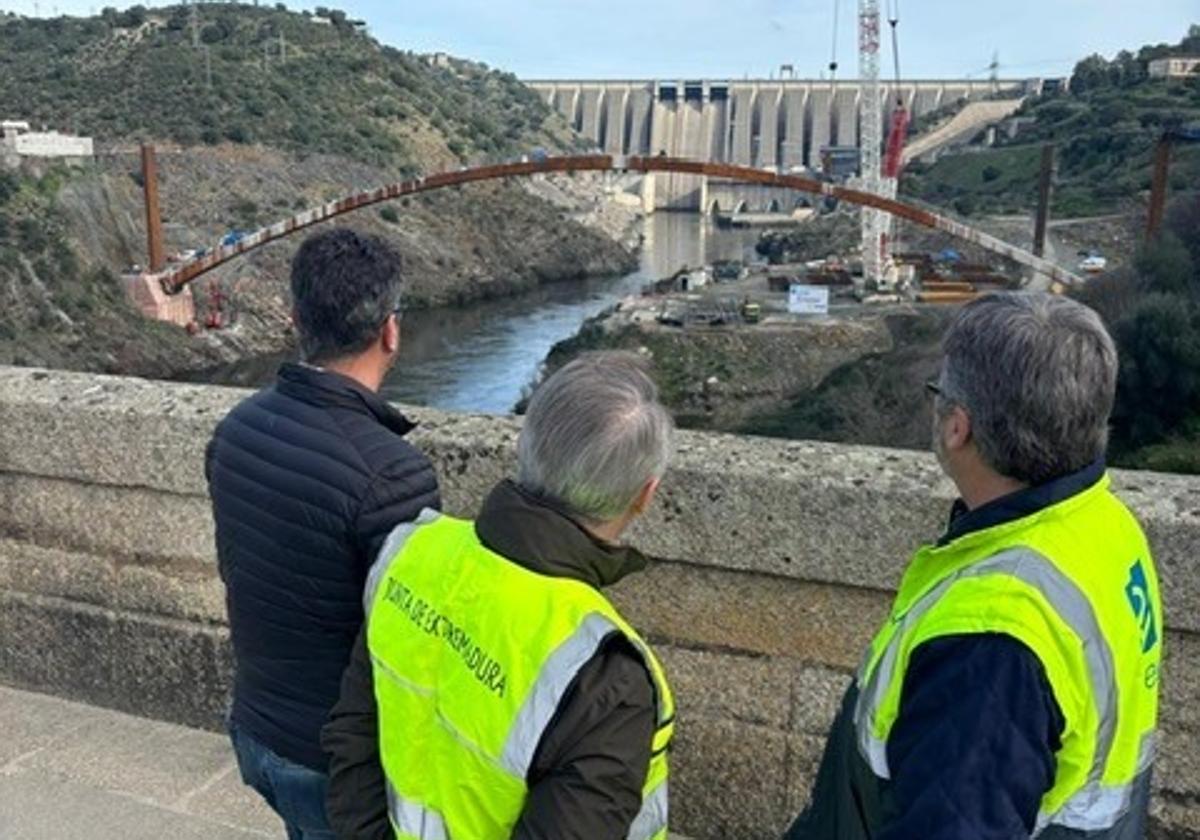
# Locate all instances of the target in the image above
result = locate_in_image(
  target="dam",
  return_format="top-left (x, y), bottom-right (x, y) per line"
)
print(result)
top-left (528, 78), bottom-right (1041, 210)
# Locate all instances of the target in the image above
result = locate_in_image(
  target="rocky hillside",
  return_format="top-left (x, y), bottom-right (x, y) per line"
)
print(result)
top-left (0, 165), bottom-right (216, 375)
top-left (0, 4), bottom-right (636, 377)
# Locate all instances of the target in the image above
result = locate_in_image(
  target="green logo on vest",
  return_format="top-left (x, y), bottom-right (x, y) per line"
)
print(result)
top-left (1125, 560), bottom-right (1158, 654)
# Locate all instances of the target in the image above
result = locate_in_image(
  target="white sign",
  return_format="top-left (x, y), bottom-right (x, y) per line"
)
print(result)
top-left (788, 283), bottom-right (829, 315)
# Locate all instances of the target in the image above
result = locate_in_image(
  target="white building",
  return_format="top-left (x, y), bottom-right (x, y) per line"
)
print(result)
top-left (1148, 56), bottom-right (1200, 79)
top-left (1, 121), bottom-right (94, 159)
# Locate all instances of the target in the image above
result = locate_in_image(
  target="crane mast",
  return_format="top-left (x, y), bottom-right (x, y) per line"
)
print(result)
top-left (857, 0), bottom-right (888, 287)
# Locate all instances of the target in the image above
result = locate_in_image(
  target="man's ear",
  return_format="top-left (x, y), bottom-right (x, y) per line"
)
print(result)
top-left (381, 314), bottom-right (401, 354)
top-left (943, 405), bottom-right (973, 452)
top-left (631, 476), bottom-right (661, 516)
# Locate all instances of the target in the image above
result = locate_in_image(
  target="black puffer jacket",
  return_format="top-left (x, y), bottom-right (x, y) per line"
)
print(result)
top-left (206, 363), bottom-right (440, 771)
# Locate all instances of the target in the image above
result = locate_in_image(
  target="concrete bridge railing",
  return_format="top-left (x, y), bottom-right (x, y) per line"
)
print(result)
top-left (0, 365), bottom-right (1197, 839)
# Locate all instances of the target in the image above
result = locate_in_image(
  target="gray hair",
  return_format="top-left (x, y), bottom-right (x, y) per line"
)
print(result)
top-left (518, 351), bottom-right (675, 522)
top-left (939, 292), bottom-right (1117, 485)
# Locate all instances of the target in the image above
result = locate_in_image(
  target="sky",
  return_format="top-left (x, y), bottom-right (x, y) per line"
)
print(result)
top-left (2, 0), bottom-right (1196, 81)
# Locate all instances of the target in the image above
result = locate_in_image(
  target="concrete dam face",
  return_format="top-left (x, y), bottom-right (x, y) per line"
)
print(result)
top-left (529, 78), bottom-right (1037, 210)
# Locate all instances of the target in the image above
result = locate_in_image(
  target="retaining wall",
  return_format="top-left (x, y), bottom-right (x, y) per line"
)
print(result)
top-left (0, 366), bottom-right (1197, 838)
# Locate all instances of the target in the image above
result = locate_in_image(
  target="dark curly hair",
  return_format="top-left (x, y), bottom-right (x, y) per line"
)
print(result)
top-left (289, 227), bottom-right (404, 364)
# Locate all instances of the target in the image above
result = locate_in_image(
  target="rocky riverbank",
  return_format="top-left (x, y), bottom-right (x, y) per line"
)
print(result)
top-left (533, 300), bottom-right (899, 430)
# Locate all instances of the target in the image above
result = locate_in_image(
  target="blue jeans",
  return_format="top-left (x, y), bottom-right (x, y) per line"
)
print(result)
top-left (229, 723), bottom-right (336, 840)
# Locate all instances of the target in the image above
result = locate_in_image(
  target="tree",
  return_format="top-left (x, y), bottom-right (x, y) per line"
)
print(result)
top-left (0, 171), bottom-right (18, 205)
top-left (1071, 54), bottom-right (1111, 94)
top-left (1111, 294), bottom-right (1200, 447)
top-left (1136, 231), bottom-right (1197, 298)
top-left (116, 5), bottom-right (147, 28)
top-left (1110, 50), bottom-right (1146, 87)
top-left (1183, 24), bottom-right (1200, 55)
top-left (1164, 191), bottom-right (1200, 287)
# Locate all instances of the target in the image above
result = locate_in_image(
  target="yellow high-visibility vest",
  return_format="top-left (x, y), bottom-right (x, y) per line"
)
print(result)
top-left (364, 511), bottom-right (674, 840)
top-left (854, 472), bottom-right (1162, 834)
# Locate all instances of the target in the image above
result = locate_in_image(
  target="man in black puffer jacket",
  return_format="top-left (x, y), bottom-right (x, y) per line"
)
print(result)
top-left (205, 228), bottom-right (440, 840)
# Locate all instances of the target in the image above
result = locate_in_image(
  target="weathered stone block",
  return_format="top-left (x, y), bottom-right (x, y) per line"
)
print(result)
top-left (670, 717), bottom-right (791, 840)
top-left (0, 591), bottom-right (230, 730)
top-left (0, 474), bottom-right (214, 566)
top-left (1160, 631), bottom-right (1200, 732)
top-left (789, 666), bottom-right (852, 737)
top-left (611, 562), bottom-right (888, 667)
top-left (656, 646), bottom-right (795, 730)
top-left (0, 540), bottom-right (225, 624)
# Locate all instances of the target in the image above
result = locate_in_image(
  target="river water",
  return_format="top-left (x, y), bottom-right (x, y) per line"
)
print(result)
top-left (208, 213), bottom-right (760, 413)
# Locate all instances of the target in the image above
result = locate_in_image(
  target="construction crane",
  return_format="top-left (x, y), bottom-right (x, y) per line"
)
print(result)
top-left (880, 0), bottom-right (908, 267)
top-left (1146, 124), bottom-right (1200, 240)
top-left (858, 0), bottom-right (886, 288)
top-left (857, 0), bottom-right (908, 292)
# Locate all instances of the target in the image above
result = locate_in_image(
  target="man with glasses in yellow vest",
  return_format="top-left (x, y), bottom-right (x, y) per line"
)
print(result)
top-left (787, 292), bottom-right (1162, 840)
top-left (322, 351), bottom-right (675, 840)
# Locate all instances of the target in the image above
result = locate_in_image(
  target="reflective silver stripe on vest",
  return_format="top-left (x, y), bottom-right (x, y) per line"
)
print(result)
top-left (387, 782), bottom-right (449, 840)
top-left (1033, 731), bottom-right (1157, 835)
top-left (364, 508), bottom-right (442, 617)
top-left (628, 779), bottom-right (669, 840)
top-left (499, 612), bottom-right (620, 778)
top-left (854, 547), bottom-right (1118, 792)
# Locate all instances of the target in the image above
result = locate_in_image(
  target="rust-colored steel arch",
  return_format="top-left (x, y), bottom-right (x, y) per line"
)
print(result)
top-left (159, 155), bottom-right (1082, 294)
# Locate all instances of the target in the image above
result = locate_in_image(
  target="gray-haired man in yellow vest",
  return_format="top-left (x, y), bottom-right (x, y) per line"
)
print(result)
top-left (322, 351), bottom-right (675, 840)
top-left (787, 291), bottom-right (1162, 840)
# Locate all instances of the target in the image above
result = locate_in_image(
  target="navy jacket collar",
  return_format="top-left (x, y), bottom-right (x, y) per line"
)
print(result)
top-left (939, 458), bottom-right (1107, 546)
top-left (275, 363), bottom-right (415, 437)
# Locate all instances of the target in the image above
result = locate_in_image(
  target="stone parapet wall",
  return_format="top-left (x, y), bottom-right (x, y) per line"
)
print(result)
top-left (0, 365), bottom-right (1197, 838)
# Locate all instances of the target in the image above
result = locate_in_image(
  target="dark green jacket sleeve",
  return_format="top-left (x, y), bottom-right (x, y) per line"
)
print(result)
top-left (323, 628), bottom-right (390, 840)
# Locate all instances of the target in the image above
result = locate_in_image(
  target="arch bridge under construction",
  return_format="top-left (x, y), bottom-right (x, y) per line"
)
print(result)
top-left (132, 153), bottom-right (1080, 320)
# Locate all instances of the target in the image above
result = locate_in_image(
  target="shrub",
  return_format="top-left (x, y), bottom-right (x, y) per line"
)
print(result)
top-left (1110, 294), bottom-right (1200, 447)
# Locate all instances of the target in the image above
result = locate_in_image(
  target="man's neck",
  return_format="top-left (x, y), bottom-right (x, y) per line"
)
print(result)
top-left (321, 356), bottom-right (384, 393)
top-left (958, 472), bottom-right (1029, 511)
